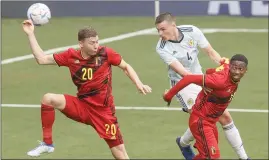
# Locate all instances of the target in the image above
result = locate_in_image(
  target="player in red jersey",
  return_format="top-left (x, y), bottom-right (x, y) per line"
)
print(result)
top-left (22, 20), bottom-right (152, 159)
top-left (163, 54), bottom-right (248, 159)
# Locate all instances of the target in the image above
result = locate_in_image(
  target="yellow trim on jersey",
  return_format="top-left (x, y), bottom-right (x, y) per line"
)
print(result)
top-left (202, 74), bottom-right (213, 95)
top-left (215, 58), bottom-right (229, 72)
top-left (215, 65), bottom-right (224, 72)
top-left (223, 58), bottom-right (230, 64)
top-left (202, 74), bottom-right (208, 95)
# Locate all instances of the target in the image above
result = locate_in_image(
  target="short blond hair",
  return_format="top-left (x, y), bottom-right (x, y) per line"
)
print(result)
top-left (78, 26), bottom-right (98, 41)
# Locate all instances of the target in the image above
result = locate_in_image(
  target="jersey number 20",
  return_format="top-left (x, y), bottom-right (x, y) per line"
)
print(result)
top-left (105, 124), bottom-right (117, 136)
top-left (82, 68), bottom-right (93, 80)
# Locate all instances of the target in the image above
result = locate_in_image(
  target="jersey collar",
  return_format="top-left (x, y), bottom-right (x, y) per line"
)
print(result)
top-left (168, 28), bottom-right (184, 43)
top-left (80, 50), bottom-right (98, 60)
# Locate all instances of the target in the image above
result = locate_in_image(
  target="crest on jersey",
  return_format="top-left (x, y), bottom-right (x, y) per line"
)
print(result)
top-left (211, 146), bottom-right (216, 155)
top-left (187, 98), bottom-right (194, 106)
top-left (188, 39), bottom-right (194, 48)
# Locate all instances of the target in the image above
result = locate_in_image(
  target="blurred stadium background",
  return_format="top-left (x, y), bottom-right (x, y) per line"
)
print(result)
top-left (1, 1), bottom-right (268, 159)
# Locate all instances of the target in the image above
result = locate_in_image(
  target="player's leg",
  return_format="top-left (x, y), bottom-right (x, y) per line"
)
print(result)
top-left (175, 128), bottom-right (195, 159)
top-left (27, 93), bottom-right (89, 157)
top-left (104, 126), bottom-right (129, 159)
top-left (41, 93), bottom-right (68, 143)
top-left (87, 105), bottom-right (129, 159)
top-left (189, 114), bottom-right (220, 159)
top-left (106, 140), bottom-right (129, 159)
top-left (218, 110), bottom-right (249, 159)
top-left (61, 95), bottom-right (129, 159)
top-left (27, 93), bottom-right (66, 157)
top-left (105, 125), bottom-right (129, 159)
top-left (171, 81), bottom-right (201, 158)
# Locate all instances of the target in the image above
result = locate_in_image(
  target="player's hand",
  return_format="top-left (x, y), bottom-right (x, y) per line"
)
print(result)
top-left (22, 20), bottom-right (35, 35)
top-left (219, 57), bottom-right (229, 65)
top-left (137, 84), bottom-right (152, 95)
top-left (163, 89), bottom-right (171, 107)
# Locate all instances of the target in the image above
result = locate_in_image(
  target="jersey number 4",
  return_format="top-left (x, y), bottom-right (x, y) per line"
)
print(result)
top-left (187, 52), bottom-right (192, 60)
top-left (82, 68), bottom-right (93, 80)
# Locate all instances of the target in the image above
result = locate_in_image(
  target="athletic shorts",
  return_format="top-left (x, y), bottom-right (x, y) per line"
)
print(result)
top-left (170, 80), bottom-right (202, 110)
top-left (189, 113), bottom-right (220, 159)
top-left (61, 94), bottom-right (124, 148)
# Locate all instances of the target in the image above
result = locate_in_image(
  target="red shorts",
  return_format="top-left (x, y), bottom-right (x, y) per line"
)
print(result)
top-left (189, 113), bottom-right (220, 159)
top-left (61, 94), bottom-right (124, 148)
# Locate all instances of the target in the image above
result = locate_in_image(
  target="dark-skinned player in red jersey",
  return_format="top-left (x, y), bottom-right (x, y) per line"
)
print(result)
top-left (22, 20), bottom-right (152, 159)
top-left (163, 54), bottom-right (248, 159)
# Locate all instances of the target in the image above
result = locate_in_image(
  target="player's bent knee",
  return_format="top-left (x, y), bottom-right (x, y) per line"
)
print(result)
top-left (218, 110), bottom-right (233, 126)
top-left (41, 93), bottom-right (54, 105)
top-left (41, 93), bottom-right (66, 110)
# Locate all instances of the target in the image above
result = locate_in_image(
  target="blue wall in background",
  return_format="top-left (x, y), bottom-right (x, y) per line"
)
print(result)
top-left (2, 1), bottom-right (268, 18)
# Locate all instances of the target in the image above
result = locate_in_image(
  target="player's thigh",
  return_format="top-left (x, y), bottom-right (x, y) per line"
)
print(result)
top-left (105, 136), bottom-right (124, 149)
top-left (60, 94), bottom-right (92, 125)
top-left (88, 106), bottom-right (124, 147)
top-left (100, 118), bottom-right (124, 146)
top-left (218, 109), bottom-right (233, 126)
top-left (189, 116), bottom-right (220, 159)
top-left (213, 124), bottom-right (219, 144)
top-left (42, 93), bottom-right (66, 110)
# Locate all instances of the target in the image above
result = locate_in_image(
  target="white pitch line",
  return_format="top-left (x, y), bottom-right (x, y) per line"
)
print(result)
top-left (145, 28), bottom-right (269, 35)
top-left (201, 28), bottom-right (268, 33)
top-left (1, 28), bottom-right (156, 65)
top-left (2, 28), bottom-right (268, 65)
top-left (1, 104), bottom-right (268, 113)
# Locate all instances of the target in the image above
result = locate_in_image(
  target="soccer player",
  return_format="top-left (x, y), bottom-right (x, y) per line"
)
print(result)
top-left (155, 12), bottom-right (249, 159)
top-left (163, 54), bottom-right (248, 159)
top-left (22, 19), bottom-right (152, 159)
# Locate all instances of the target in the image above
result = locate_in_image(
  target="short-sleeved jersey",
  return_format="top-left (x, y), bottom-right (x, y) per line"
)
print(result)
top-left (192, 60), bottom-right (238, 123)
top-left (53, 46), bottom-right (122, 108)
top-left (156, 25), bottom-right (209, 82)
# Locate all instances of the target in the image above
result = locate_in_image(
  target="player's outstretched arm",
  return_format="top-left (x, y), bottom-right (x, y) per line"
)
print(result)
top-left (201, 44), bottom-right (223, 65)
top-left (22, 20), bottom-right (56, 65)
top-left (193, 26), bottom-right (223, 65)
top-left (157, 49), bottom-right (191, 76)
top-left (169, 60), bottom-right (192, 77)
top-left (163, 74), bottom-right (203, 104)
top-left (117, 59), bottom-right (152, 95)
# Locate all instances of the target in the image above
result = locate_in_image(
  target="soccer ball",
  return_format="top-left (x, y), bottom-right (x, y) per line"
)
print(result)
top-left (27, 3), bottom-right (51, 26)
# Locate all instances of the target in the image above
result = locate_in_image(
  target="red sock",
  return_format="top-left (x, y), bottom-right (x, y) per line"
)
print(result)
top-left (41, 104), bottom-right (55, 145)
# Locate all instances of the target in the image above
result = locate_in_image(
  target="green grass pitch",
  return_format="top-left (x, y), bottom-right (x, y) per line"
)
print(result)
top-left (2, 16), bottom-right (268, 159)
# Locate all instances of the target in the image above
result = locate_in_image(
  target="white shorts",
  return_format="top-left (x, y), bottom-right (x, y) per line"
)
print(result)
top-left (170, 80), bottom-right (202, 110)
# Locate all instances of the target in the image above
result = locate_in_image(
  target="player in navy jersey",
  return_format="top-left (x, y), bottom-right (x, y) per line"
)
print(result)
top-left (22, 19), bottom-right (151, 159)
top-left (163, 54), bottom-right (248, 159)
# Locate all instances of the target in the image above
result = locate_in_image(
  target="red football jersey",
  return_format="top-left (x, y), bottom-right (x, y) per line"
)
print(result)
top-left (53, 46), bottom-right (122, 108)
top-left (192, 60), bottom-right (238, 123)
